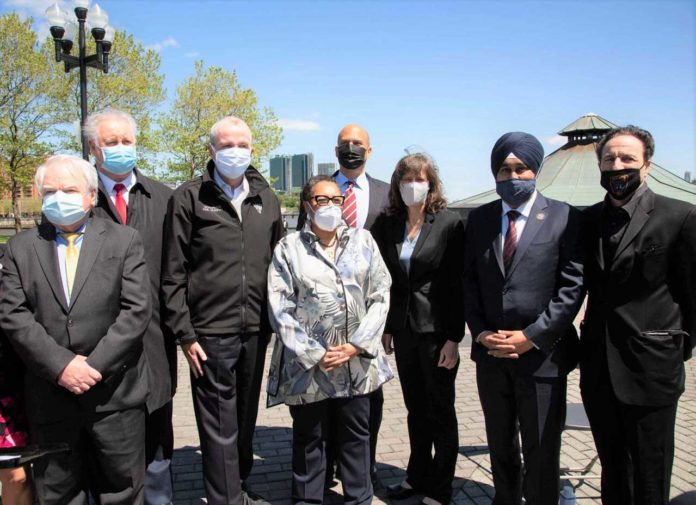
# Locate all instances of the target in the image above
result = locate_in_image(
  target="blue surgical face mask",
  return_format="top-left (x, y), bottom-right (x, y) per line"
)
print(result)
top-left (496, 179), bottom-right (536, 208)
top-left (101, 145), bottom-right (137, 174)
top-left (42, 191), bottom-right (87, 227)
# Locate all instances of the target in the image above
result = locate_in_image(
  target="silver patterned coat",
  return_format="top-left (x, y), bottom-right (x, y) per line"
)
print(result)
top-left (267, 223), bottom-right (393, 406)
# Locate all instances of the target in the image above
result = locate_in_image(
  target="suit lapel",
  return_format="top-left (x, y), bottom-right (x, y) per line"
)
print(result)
top-left (490, 202), bottom-right (505, 275)
top-left (32, 223), bottom-right (69, 312)
top-left (364, 174), bottom-right (381, 229)
top-left (409, 213), bottom-right (435, 276)
top-left (507, 194), bottom-right (549, 278)
top-left (68, 217), bottom-right (106, 307)
top-left (611, 190), bottom-right (654, 270)
top-left (97, 178), bottom-right (124, 225)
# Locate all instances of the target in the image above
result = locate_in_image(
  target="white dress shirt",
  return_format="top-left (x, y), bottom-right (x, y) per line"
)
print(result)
top-left (335, 171), bottom-right (370, 230)
top-left (500, 190), bottom-right (538, 249)
top-left (98, 170), bottom-right (136, 206)
top-left (214, 169), bottom-right (249, 222)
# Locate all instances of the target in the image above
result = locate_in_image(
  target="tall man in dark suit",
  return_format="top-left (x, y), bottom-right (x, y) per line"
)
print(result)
top-left (581, 126), bottom-right (696, 505)
top-left (464, 132), bottom-right (584, 505)
top-left (85, 109), bottom-right (176, 505)
top-left (162, 116), bottom-right (284, 505)
top-left (0, 155), bottom-right (151, 504)
top-left (297, 124), bottom-right (390, 484)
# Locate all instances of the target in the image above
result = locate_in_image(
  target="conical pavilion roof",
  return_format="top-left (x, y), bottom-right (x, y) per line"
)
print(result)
top-left (451, 113), bottom-right (696, 209)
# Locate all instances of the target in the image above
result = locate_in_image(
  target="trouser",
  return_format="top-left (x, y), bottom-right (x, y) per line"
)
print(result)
top-left (394, 331), bottom-right (459, 504)
top-left (290, 396), bottom-right (372, 505)
top-left (582, 381), bottom-right (677, 505)
top-left (32, 406), bottom-right (146, 505)
top-left (476, 362), bottom-right (566, 505)
top-left (144, 401), bottom-right (174, 505)
top-left (191, 333), bottom-right (268, 505)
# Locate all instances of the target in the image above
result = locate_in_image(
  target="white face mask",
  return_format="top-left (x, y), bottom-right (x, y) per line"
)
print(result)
top-left (311, 205), bottom-right (343, 232)
top-left (400, 181), bottom-right (430, 206)
top-left (214, 146), bottom-right (251, 180)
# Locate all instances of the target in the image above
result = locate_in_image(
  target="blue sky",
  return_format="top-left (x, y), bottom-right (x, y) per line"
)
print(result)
top-left (3, 0), bottom-right (695, 200)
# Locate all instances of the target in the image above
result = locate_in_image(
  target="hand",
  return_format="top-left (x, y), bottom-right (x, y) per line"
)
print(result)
top-left (58, 355), bottom-right (102, 395)
top-left (182, 341), bottom-right (207, 378)
top-left (382, 333), bottom-right (394, 355)
top-left (319, 344), bottom-right (359, 372)
top-left (487, 330), bottom-right (535, 359)
top-left (438, 340), bottom-right (459, 369)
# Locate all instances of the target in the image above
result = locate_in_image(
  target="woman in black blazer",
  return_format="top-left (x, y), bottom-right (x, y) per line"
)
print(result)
top-left (371, 153), bottom-right (465, 505)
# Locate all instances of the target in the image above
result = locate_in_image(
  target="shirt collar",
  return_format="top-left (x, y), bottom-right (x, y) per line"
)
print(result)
top-left (501, 189), bottom-right (538, 218)
top-left (55, 221), bottom-right (87, 238)
top-left (213, 168), bottom-right (248, 199)
top-left (336, 170), bottom-right (368, 190)
top-left (98, 169), bottom-right (136, 195)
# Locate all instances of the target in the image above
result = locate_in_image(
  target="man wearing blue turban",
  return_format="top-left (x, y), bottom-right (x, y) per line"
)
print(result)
top-left (463, 132), bottom-right (585, 504)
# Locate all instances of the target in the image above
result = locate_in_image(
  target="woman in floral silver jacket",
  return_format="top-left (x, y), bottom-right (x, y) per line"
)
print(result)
top-left (267, 175), bottom-right (392, 505)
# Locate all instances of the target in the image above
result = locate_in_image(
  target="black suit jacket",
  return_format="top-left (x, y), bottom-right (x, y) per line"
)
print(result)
top-left (296, 171), bottom-right (390, 231)
top-left (92, 169), bottom-right (176, 411)
top-left (0, 216), bottom-right (151, 423)
top-left (464, 193), bottom-right (584, 377)
top-left (581, 189), bottom-right (696, 406)
top-left (372, 210), bottom-right (466, 341)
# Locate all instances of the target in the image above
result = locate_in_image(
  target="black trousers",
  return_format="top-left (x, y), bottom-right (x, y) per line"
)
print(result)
top-left (582, 381), bottom-right (677, 505)
top-left (394, 331), bottom-right (459, 504)
top-left (476, 362), bottom-right (566, 505)
top-left (32, 406), bottom-right (146, 505)
top-left (144, 401), bottom-right (174, 505)
top-left (191, 333), bottom-right (268, 505)
top-left (290, 396), bottom-right (373, 505)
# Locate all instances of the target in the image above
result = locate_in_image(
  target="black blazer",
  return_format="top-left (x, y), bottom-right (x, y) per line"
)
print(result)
top-left (93, 169), bottom-right (176, 411)
top-left (296, 172), bottom-right (390, 231)
top-left (0, 216), bottom-right (152, 423)
top-left (581, 189), bottom-right (696, 406)
top-left (463, 193), bottom-right (584, 377)
top-left (372, 210), bottom-right (465, 341)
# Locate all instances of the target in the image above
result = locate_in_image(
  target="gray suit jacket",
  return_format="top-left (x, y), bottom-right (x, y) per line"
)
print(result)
top-left (463, 193), bottom-right (584, 377)
top-left (0, 216), bottom-right (151, 423)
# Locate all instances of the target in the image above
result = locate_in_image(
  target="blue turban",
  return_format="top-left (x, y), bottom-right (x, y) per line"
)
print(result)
top-left (490, 132), bottom-right (544, 176)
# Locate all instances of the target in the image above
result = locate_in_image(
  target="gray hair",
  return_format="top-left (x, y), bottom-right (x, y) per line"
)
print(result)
top-left (209, 116), bottom-right (252, 147)
top-left (83, 108), bottom-right (138, 144)
top-left (35, 155), bottom-right (99, 205)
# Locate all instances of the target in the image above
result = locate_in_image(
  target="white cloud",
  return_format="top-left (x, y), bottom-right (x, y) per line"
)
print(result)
top-left (147, 36), bottom-right (179, 52)
top-left (544, 135), bottom-right (567, 147)
top-left (278, 119), bottom-right (321, 132)
top-left (3, 0), bottom-right (58, 18)
top-left (184, 51), bottom-right (200, 58)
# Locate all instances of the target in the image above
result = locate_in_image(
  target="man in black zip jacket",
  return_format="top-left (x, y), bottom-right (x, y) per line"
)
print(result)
top-left (161, 116), bottom-right (284, 505)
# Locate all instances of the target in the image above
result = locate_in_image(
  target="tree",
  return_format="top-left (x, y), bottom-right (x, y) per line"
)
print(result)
top-left (158, 60), bottom-right (283, 182)
top-left (0, 14), bottom-right (57, 232)
top-left (47, 30), bottom-right (165, 172)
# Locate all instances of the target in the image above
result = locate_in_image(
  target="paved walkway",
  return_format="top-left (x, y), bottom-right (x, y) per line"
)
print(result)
top-left (171, 337), bottom-right (696, 504)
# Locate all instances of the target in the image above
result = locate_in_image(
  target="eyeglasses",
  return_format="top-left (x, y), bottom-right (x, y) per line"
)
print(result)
top-left (311, 195), bottom-right (345, 206)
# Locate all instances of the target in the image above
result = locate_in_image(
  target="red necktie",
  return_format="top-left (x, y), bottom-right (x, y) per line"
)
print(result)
top-left (342, 182), bottom-right (358, 228)
top-left (503, 210), bottom-right (520, 272)
top-left (114, 183), bottom-right (128, 224)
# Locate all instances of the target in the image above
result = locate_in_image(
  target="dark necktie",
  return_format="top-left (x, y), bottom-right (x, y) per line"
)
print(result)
top-left (342, 182), bottom-right (358, 228)
top-left (114, 183), bottom-right (128, 224)
top-left (503, 210), bottom-right (520, 272)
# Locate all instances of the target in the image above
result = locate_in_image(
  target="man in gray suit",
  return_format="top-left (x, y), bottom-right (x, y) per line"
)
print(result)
top-left (463, 133), bottom-right (584, 505)
top-left (0, 155), bottom-right (151, 504)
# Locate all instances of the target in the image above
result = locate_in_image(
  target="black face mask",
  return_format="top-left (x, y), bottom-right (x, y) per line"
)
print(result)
top-left (600, 168), bottom-right (642, 200)
top-left (337, 144), bottom-right (366, 170)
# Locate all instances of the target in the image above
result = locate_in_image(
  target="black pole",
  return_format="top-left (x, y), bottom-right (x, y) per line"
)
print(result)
top-left (77, 15), bottom-right (89, 160)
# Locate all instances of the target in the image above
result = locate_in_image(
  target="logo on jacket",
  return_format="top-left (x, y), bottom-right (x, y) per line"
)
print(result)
top-left (253, 203), bottom-right (263, 214)
top-left (202, 205), bottom-right (223, 212)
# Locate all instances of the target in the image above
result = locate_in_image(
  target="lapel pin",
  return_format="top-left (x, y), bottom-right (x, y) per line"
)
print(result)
top-left (536, 212), bottom-right (546, 220)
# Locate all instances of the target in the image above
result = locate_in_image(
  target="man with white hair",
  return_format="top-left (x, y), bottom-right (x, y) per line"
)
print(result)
top-left (162, 116), bottom-right (284, 505)
top-left (0, 155), bottom-right (151, 504)
top-left (86, 108), bottom-right (176, 505)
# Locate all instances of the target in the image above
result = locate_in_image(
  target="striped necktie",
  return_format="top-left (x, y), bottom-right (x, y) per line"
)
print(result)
top-left (342, 182), bottom-right (358, 228)
top-left (60, 232), bottom-right (81, 297)
top-left (503, 210), bottom-right (520, 273)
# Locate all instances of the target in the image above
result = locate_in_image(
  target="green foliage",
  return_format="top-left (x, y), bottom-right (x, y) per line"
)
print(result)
top-left (0, 13), bottom-right (57, 231)
top-left (275, 191), bottom-right (301, 210)
top-left (157, 60), bottom-right (283, 182)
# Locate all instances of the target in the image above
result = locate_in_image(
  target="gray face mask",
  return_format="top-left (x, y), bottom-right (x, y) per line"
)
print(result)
top-left (311, 205), bottom-right (343, 231)
top-left (496, 179), bottom-right (536, 207)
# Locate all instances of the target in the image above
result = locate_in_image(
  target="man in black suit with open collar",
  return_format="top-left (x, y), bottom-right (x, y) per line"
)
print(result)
top-left (464, 132), bottom-right (584, 505)
top-left (0, 154), bottom-right (151, 504)
top-left (581, 126), bottom-right (696, 505)
top-left (297, 124), bottom-right (390, 485)
top-left (86, 108), bottom-right (176, 505)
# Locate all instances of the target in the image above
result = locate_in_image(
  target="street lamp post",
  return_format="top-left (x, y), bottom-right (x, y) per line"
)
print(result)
top-left (46, 1), bottom-right (114, 160)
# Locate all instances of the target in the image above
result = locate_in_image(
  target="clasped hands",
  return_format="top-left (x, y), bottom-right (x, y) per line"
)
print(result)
top-left (382, 333), bottom-right (459, 369)
top-left (58, 355), bottom-right (102, 395)
top-left (479, 330), bottom-right (534, 359)
top-left (319, 343), bottom-right (359, 372)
